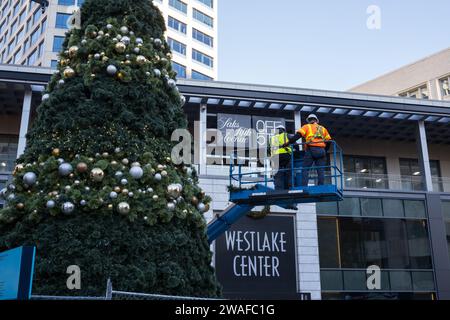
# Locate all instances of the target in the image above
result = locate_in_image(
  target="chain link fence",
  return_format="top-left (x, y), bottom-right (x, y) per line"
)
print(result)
top-left (31, 279), bottom-right (223, 300)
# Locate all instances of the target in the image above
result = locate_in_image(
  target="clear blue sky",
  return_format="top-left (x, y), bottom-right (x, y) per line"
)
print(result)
top-left (218, 0), bottom-right (450, 91)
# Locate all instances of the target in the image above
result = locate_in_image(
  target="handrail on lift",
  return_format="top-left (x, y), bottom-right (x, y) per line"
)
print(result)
top-left (229, 140), bottom-right (344, 194)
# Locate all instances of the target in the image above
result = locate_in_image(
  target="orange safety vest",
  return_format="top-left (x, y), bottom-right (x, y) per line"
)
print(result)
top-left (297, 123), bottom-right (332, 148)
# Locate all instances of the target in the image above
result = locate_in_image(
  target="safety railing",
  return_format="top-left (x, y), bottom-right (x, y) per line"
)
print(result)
top-left (229, 141), bottom-right (344, 193)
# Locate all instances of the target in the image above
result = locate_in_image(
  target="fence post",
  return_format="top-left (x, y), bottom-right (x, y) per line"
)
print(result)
top-left (105, 278), bottom-right (113, 300)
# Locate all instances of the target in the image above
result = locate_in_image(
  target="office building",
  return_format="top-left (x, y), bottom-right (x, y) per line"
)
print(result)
top-left (0, 0), bottom-right (217, 79)
top-left (350, 47), bottom-right (450, 101)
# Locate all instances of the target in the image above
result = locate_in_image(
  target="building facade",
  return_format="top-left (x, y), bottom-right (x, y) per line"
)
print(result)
top-left (2, 65), bottom-right (450, 300)
top-left (350, 47), bottom-right (450, 101)
top-left (0, 0), bottom-right (217, 79)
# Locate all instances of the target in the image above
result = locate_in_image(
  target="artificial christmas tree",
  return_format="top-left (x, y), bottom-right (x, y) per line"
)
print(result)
top-left (0, 0), bottom-right (220, 297)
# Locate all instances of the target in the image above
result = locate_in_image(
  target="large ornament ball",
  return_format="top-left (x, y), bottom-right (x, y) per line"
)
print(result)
top-left (63, 67), bottom-right (75, 78)
top-left (46, 200), bottom-right (56, 209)
top-left (115, 42), bottom-right (126, 53)
top-left (167, 79), bottom-right (176, 88)
top-left (117, 202), bottom-right (131, 215)
top-left (120, 26), bottom-right (129, 34)
top-left (197, 203), bottom-right (206, 213)
top-left (90, 168), bottom-right (105, 182)
top-left (42, 93), bottom-right (50, 101)
top-left (110, 191), bottom-right (118, 199)
top-left (154, 38), bottom-right (162, 47)
top-left (68, 46), bottom-right (79, 57)
top-left (136, 55), bottom-right (147, 66)
top-left (129, 166), bottom-right (144, 179)
top-left (154, 69), bottom-right (161, 77)
top-left (121, 36), bottom-right (131, 45)
top-left (167, 202), bottom-right (176, 211)
top-left (23, 172), bottom-right (37, 186)
top-left (59, 163), bottom-right (73, 176)
top-left (76, 162), bottom-right (88, 173)
top-left (167, 183), bottom-right (183, 198)
top-left (154, 173), bottom-right (162, 181)
top-left (62, 202), bottom-right (75, 214)
top-left (107, 65), bottom-right (117, 76)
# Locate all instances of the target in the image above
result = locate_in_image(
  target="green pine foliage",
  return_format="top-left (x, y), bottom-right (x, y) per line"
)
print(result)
top-left (0, 0), bottom-right (220, 297)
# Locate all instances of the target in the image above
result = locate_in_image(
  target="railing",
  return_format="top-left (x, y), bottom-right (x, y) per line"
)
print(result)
top-left (229, 141), bottom-right (344, 192)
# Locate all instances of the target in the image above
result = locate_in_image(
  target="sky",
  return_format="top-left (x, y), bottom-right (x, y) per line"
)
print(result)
top-left (218, 0), bottom-right (450, 91)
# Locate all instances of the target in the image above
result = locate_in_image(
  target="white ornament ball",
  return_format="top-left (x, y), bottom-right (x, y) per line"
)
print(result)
top-left (154, 173), bottom-right (162, 181)
top-left (154, 69), bottom-right (161, 77)
top-left (154, 38), bottom-right (162, 46)
top-left (120, 26), bottom-right (129, 34)
top-left (42, 93), bottom-right (50, 101)
top-left (62, 202), bottom-right (75, 214)
top-left (136, 37), bottom-right (143, 45)
top-left (117, 202), bottom-right (131, 215)
top-left (106, 24), bottom-right (113, 29)
top-left (46, 200), bottom-right (56, 209)
top-left (121, 178), bottom-right (128, 185)
top-left (110, 191), bottom-right (118, 199)
top-left (129, 166), bottom-right (144, 179)
top-left (168, 79), bottom-right (176, 88)
top-left (121, 36), bottom-right (130, 45)
top-left (23, 172), bottom-right (37, 186)
top-left (167, 202), bottom-right (176, 211)
top-left (107, 65), bottom-right (118, 76)
top-left (197, 203), bottom-right (206, 213)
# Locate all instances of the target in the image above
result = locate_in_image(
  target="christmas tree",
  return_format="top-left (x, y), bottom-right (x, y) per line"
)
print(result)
top-left (0, 0), bottom-right (220, 297)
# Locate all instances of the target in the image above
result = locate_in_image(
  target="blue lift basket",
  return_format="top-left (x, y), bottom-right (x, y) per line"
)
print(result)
top-left (207, 141), bottom-right (344, 243)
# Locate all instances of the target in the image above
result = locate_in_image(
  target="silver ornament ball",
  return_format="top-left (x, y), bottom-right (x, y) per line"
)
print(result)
top-left (59, 163), bottom-right (73, 176)
top-left (129, 166), bottom-right (144, 179)
top-left (107, 65), bottom-right (118, 76)
top-left (110, 191), bottom-right (118, 199)
top-left (46, 200), bottom-right (56, 209)
top-left (62, 202), bottom-right (75, 214)
top-left (23, 172), bottom-right (37, 186)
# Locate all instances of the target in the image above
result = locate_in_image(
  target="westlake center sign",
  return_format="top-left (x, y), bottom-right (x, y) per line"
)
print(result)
top-left (215, 214), bottom-right (298, 299)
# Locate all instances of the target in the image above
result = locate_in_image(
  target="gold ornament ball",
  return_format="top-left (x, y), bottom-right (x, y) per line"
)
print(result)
top-left (76, 162), bottom-right (88, 173)
top-left (152, 195), bottom-right (159, 201)
top-left (161, 170), bottom-right (168, 177)
top-left (90, 168), bottom-right (105, 182)
top-left (52, 148), bottom-right (60, 157)
top-left (136, 55), bottom-right (147, 66)
top-left (115, 42), bottom-right (126, 53)
top-left (114, 186), bottom-right (121, 193)
top-left (68, 46), bottom-right (79, 57)
top-left (125, 60), bottom-right (132, 65)
top-left (102, 56), bottom-right (109, 63)
top-left (117, 71), bottom-right (125, 80)
top-left (102, 152), bottom-right (109, 158)
top-left (205, 204), bottom-right (210, 212)
top-left (157, 164), bottom-right (164, 171)
top-left (122, 189), bottom-right (129, 195)
top-left (117, 202), bottom-right (131, 215)
top-left (108, 204), bottom-right (113, 210)
top-left (16, 203), bottom-right (25, 210)
top-left (191, 196), bottom-right (199, 206)
top-left (63, 67), bottom-right (75, 78)
top-left (122, 158), bottom-right (129, 165)
top-left (60, 59), bottom-right (69, 67)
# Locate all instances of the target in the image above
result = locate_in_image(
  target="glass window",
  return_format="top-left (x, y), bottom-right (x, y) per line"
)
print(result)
top-left (320, 270), bottom-right (343, 291)
top-left (193, 8), bottom-right (213, 27)
top-left (52, 36), bottom-right (65, 52)
top-left (404, 200), bottom-right (426, 218)
top-left (167, 37), bottom-right (186, 56)
top-left (343, 155), bottom-right (387, 189)
top-left (168, 16), bottom-right (186, 34)
top-left (192, 49), bottom-right (213, 67)
top-left (30, 27), bottom-right (39, 45)
top-left (32, 8), bottom-right (41, 24)
top-left (171, 61), bottom-right (186, 78)
top-left (169, 0), bottom-right (187, 14)
top-left (55, 13), bottom-right (70, 29)
top-left (400, 158), bottom-right (442, 192)
top-left (0, 136), bottom-right (18, 174)
top-left (197, 0), bottom-right (213, 8)
top-left (317, 201), bottom-right (338, 216)
top-left (191, 70), bottom-right (212, 80)
top-left (318, 218), bottom-right (339, 268)
top-left (383, 199), bottom-right (405, 218)
top-left (390, 271), bottom-right (412, 291)
top-left (343, 270), bottom-right (367, 291)
top-left (58, 0), bottom-right (76, 5)
top-left (193, 28), bottom-right (213, 47)
top-left (50, 60), bottom-right (58, 69)
top-left (440, 76), bottom-right (450, 97)
top-left (27, 48), bottom-right (37, 65)
top-left (360, 198), bottom-right (382, 217)
top-left (406, 220), bottom-right (432, 269)
top-left (338, 197), bottom-right (360, 216)
top-left (412, 272), bottom-right (435, 291)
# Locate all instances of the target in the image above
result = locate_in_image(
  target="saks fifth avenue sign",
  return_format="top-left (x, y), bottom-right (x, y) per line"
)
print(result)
top-left (217, 114), bottom-right (285, 148)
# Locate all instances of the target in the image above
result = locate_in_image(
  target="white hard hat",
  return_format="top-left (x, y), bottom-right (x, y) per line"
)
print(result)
top-left (276, 125), bottom-right (286, 131)
top-left (307, 114), bottom-right (319, 122)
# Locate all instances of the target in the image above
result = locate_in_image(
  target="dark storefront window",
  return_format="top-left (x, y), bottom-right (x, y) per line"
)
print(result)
top-left (344, 155), bottom-right (387, 189)
top-left (317, 197), bottom-right (426, 219)
top-left (318, 217), bottom-right (432, 270)
top-left (0, 136), bottom-right (18, 174)
top-left (442, 201), bottom-right (450, 260)
top-left (400, 158), bottom-right (443, 192)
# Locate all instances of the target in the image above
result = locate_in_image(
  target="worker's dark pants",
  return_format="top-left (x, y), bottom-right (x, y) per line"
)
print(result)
top-left (301, 147), bottom-right (327, 186)
top-left (272, 153), bottom-right (292, 190)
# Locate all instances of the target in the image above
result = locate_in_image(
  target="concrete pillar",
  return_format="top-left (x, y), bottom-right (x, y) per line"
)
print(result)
top-left (17, 90), bottom-right (32, 158)
top-left (416, 121), bottom-right (433, 192)
top-left (199, 103), bottom-right (207, 175)
top-left (296, 203), bottom-right (322, 300)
